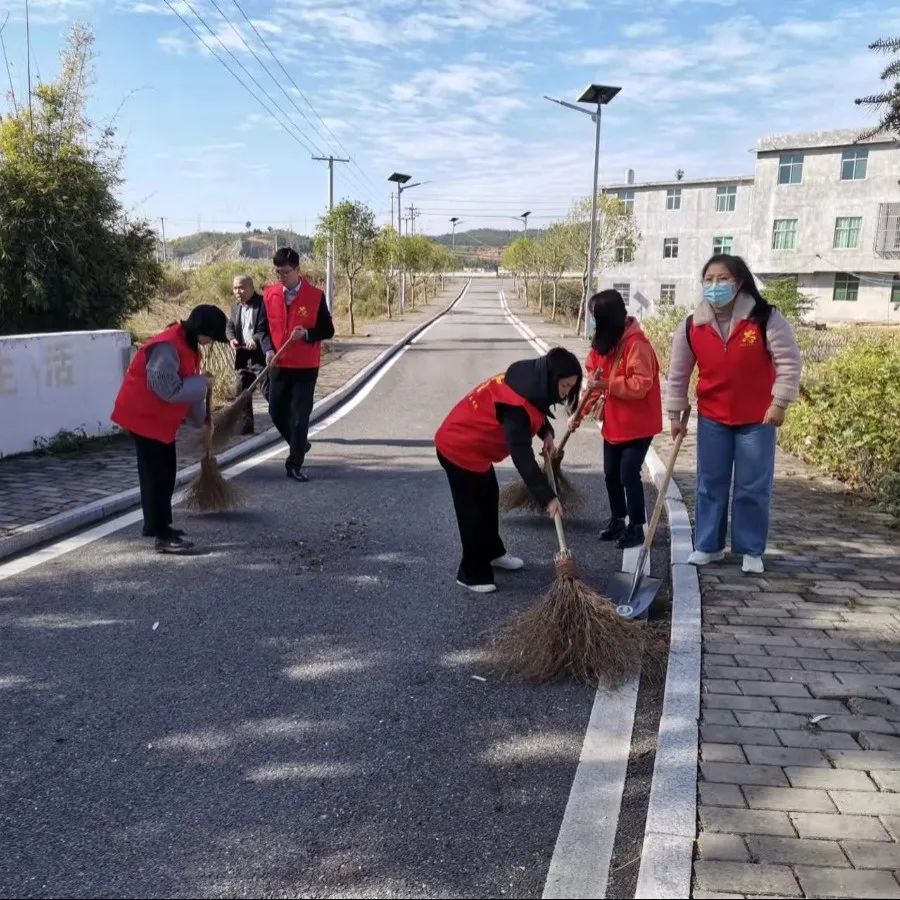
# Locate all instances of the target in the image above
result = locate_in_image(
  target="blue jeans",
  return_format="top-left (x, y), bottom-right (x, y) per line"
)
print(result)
top-left (695, 416), bottom-right (776, 557)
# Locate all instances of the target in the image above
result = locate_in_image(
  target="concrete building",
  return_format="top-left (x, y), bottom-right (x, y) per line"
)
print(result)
top-left (598, 129), bottom-right (900, 324)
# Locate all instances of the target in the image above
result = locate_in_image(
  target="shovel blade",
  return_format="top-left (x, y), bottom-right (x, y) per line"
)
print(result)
top-left (606, 571), bottom-right (663, 619)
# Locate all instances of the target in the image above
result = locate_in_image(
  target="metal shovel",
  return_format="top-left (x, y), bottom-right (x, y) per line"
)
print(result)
top-left (607, 406), bottom-right (691, 619)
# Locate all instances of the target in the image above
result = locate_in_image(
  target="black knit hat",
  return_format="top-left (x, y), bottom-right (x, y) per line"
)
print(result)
top-left (183, 304), bottom-right (228, 344)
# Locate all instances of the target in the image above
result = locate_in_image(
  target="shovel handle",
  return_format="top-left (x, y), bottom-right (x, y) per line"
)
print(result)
top-left (641, 406), bottom-right (691, 554)
top-left (543, 450), bottom-right (568, 553)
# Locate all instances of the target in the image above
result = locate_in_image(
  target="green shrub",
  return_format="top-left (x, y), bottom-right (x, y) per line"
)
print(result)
top-left (780, 336), bottom-right (900, 504)
top-left (643, 305), bottom-right (690, 373)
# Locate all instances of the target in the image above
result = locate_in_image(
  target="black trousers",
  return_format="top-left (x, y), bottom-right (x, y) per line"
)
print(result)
top-left (438, 450), bottom-right (505, 586)
top-left (268, 367), bottom-right (318, 469)
top-left (234, 364), bottom-right (269, 431)
top-left (603, 436), bottom-right (653, 525)
top-left (133, 433), bottom-right (177, 537)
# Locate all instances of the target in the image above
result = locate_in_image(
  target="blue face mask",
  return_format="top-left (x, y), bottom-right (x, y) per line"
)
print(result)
top-left (703, 282), bottom-right (737, 307)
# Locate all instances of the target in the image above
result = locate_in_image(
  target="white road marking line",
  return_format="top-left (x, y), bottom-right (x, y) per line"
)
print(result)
top-left (497, 286), bottom-right (640, 900)
top-left (0, 283), bottom-right (472, 583)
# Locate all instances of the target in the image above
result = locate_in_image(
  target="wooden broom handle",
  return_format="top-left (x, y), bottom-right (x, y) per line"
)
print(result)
top-left (642, 406), bottom-right (691, 551)
top-left (237, 340), bottom-right (291, 397)
top-left (543, 450), bottom-right (568, 553)
top-left (556, 390), bottom-right (602, 455)
top-left (204, 383), bottom-right (214, 457)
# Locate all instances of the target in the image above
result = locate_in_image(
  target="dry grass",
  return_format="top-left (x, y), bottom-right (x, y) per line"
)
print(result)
top-left (494, 551), bottom-right (666, 688)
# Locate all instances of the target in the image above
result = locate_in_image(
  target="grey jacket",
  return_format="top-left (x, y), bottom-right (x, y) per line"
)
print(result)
top-left (666, 292), bottom-right (803, 419)
top-left (145, 343), bottom-right (208, 426)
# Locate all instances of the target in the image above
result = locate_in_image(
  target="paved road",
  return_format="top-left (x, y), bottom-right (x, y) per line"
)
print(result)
top-left (1, 282), bottom-right (628, 899)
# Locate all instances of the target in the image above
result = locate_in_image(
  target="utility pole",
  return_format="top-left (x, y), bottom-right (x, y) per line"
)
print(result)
top-left (407, 205), bottom-right (420, 236)
top-left (450, 217), bottom-right (460, 249)
top-left (313, 155), bottom-right (350, 314)
top-left (25, 0), bottom-right (33, 130)
top-left (160, 217), bottom-right (168, 263)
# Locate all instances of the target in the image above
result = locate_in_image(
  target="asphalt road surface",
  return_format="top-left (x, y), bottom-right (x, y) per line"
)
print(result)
top-left (1, 282), bottom-right (637, 899)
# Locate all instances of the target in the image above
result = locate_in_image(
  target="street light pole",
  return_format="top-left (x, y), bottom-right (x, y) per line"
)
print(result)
top-left (313, 155), bottom-right (350, 315)
top-left (544, 84), bottom-right (621, 337)
top-left (388, 173), bottom-right (425, 315)
top-left (450, 216), bottom-right (459, 249)
top-left (520, 211), bottom-right (531, 240)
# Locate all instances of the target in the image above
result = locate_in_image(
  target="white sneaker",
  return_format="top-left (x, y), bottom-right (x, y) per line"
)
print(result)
top-left (491, 553), bottom-right (524, 571)
top-left (742, 555), bottom-right (765, 574)
top-left (457, 580), bottom-right (498, 594)
top-left (688, 550), bottom-right (726, 566)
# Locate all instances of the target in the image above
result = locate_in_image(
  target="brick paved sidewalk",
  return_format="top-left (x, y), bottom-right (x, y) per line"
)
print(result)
top-left (0, 288), bottom-right (458, 546)
top-left (652, 425), bottom-right (900, 898)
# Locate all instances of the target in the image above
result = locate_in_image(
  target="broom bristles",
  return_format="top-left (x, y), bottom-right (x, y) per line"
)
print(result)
top-left (494, 552), bottom-right (665, 687)
top-left (208, 393), bottom-right (253, 452)
top-left (184, 455), bottom-right (242, 512)
top-left (499, 452), bottom-right (581, 514)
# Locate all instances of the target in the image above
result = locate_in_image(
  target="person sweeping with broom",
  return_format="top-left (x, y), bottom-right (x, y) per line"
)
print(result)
top-left (570, 289), bottom-right (662, 550)
top-left (435, 348), bottom-right (582, 594)
top-left (111, 305), bottom-right (228, 554)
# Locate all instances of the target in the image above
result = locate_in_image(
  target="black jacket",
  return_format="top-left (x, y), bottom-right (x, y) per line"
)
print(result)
top-left (496, 357), bottom-right (558, 508)
top-left (226, 294), bottom-right (269, 369)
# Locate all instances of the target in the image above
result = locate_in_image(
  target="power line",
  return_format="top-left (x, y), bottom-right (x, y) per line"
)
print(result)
top-left (229, 0), bottom-right (381, 199)
top-left (161, 0), bottom-right (316, 157)
top-left (208, 0), bottom-right (375, 204)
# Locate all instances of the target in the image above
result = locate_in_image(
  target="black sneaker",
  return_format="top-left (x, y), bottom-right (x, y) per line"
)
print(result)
top-left (600, 517), bottom-right (626, 541)
top-left (286, 466), bottom-right (309, 482)
top-left (617, 524), bottom-right (645, 549)
top-left (155, 534), bottom-right (194, 554)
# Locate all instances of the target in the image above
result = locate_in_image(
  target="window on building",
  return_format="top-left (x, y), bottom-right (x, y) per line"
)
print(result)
top-left (615, 244), bottom-right (634, 264)
top-left (778, 153), bottom-right (804, 184)
top-left (713, 235), bottom-right (733, 255)
top-left (833, 272), bottom-right (860, 301)
top-left (613, 282), bottom-right (631, 304)
top-left (716, 185), bottom-right (737, 212)
top-left (841, 148), bottom-right (869, 181)
top-left (875, 202), bottom-right (900, 254)
top-left (772, 218), bottom-right (798, 251)
top-left (617, 190), bottom-right (635, 213)
top-left (892, 275), bottom-right (900, 306)
top-left (666, 187), bottom-right (682, 210)
top-left (833, 216), bottom-right (862, 249)
top-left (660, 283), bottom-right (676, 306)
top-left (663, 237), bottom-right (679, 259)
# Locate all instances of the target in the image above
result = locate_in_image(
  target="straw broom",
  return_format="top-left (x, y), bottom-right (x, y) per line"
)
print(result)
top-left (494, 456), bottom-right (663, 687)
top-left (184, 385), bottom-right (241, 512)
top-left (499, 389), bottom-right (603, 514)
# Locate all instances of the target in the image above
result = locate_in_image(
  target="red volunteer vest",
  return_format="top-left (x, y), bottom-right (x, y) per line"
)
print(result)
top-left (111, 323), bottom-right (200, 443)
top-left (263, 280), bottom-right (325, 369)
top-left (587, 329), bottom-right (662, 444)
top-left (435, 373), bottom-right (546, 473)
top-left (691, 318), bottom-right (775, 425)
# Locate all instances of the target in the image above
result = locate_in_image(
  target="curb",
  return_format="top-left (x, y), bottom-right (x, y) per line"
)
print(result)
top-left (0, 281), bottom-right (471, 563)
top-left (634, 444), bottom-right (701, 899)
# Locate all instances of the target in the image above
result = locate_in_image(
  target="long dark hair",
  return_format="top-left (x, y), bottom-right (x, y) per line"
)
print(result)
top-left (702, 254), bottom-right (772, 324)
top-left (546, 347), bottom-right (583, 413)
top-left (588, 289), bottom-right (627, 355)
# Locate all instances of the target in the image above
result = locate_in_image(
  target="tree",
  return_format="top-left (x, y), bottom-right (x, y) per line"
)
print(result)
top-left (762, 277), bottom-right (814, 324)
top-left (400, 235), bottom-right (434, 308)
top-left (565, 195), bottom-right (640, 333)
top-left (856, 37), bottom-right (900, 139)
top-left (315, 200), bottom-right (376, 335)
top-left (501, 237), bottom-right (538, 304)
top-left (539, 224), bottom-right (573, 322)
top-left (371, 227), bottom-right (399, 319)
top-left (0, 24), bottom-right (162, 335)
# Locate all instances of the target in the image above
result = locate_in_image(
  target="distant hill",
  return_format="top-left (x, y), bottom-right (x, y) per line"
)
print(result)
top-left (166, 230), bottom-right (313, 264)
top-left (431, 227), bottom-right (543, 249)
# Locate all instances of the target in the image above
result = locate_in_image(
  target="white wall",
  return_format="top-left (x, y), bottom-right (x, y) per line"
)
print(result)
top-left (0, 330), bottom-right (132, 457)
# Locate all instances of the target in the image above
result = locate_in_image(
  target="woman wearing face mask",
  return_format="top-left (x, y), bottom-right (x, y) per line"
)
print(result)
top-left (112, 304), bottom-right (229, 554)
top-left (667, 254), bottom-right (802, 574)
top-left (570, 289), bottom-right (662, 549)
top-left (435, 348), bottom-right (582, 593)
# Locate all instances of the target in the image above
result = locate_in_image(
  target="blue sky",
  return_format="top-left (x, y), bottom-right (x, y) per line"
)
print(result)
top-left (8, 0), bottom-right (900, 237)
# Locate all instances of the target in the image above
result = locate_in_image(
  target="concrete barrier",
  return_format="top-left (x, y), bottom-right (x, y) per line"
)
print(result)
top-left (0, 330), bottom-right (131, 457)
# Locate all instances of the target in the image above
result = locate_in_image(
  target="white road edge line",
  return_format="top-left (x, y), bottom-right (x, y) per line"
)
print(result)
top-left (497, 288), bottom-right (638, 900)
top-left (0, 281), bottom-right (471, 583)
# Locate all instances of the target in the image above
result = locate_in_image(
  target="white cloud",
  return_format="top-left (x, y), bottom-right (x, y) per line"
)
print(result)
top-left (157, 32), bottom-right (191, 56)
top-left (772, 20), bottom-right (843, 40)
top-left (622, 21), bottom-right (667, 38)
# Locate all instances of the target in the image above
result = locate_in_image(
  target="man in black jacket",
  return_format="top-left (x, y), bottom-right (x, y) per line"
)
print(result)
top-left (226, 274), bottom-right (272, 434)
